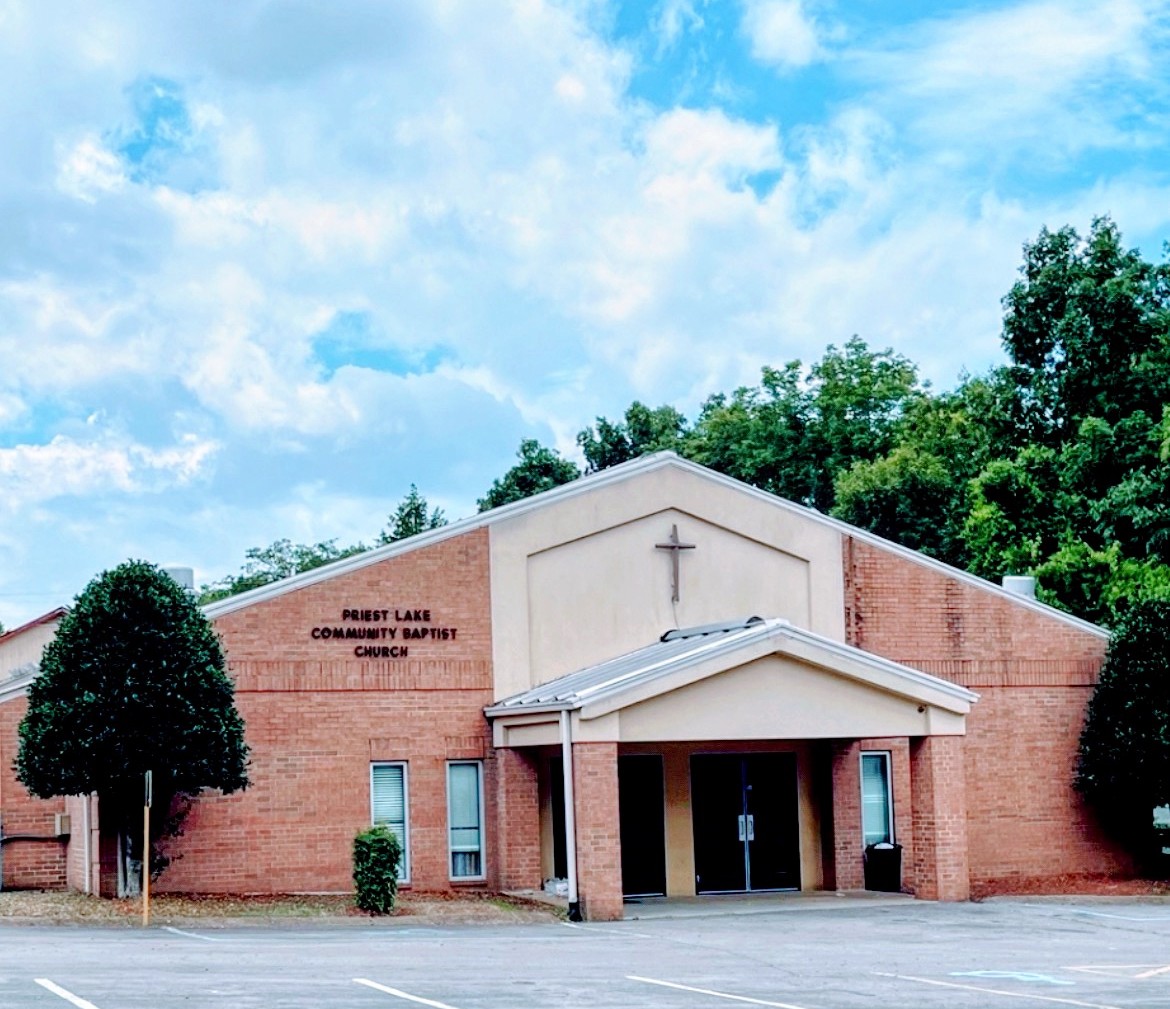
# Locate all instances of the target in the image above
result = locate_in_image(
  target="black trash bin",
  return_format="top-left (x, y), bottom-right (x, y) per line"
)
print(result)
top-left (864, 842), bottom-right (902, 892)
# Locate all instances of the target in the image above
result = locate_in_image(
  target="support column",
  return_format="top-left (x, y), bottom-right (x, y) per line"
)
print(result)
top-left (494, 748), bottom-right (541, 891)
top-left (572, 742), bottom-right (623, 921)
top-left (830, 741), bottom-right (864, 890)
top-left (910, 735), bottom-right (969, 901)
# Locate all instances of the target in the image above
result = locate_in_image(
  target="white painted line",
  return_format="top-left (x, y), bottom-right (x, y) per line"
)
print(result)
top-left (162, 925), bottom-right (221, 942)
top-left (354, 978), bottom-right (462, 1008)
top-left (34, 979), bottom-right (102, 1009)
top-left (561, 921), bottom-right (655, 938)
top-left (628, 975), bottom-right (811, 1009)
top-left (875, 972), bottom-right (1123, 1009)
top-left (1023, 905), bottom-right (1170, 922)
top-left (1133, 964), bottom-right (1170, 979)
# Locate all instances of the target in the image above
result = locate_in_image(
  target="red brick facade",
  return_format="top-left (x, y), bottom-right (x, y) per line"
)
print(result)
top-left (0, 468), bottom-right (1130, 915)
top-left (157, 528), bottom-right (496, 895)
top-left (844, 537), bottom-right (1128, 885)
top-left (0, 695), bottom-right (67, 890)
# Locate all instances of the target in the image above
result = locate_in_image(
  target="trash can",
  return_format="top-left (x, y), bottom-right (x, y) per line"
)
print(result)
top-left (864, 842), bottom-right (902, 892)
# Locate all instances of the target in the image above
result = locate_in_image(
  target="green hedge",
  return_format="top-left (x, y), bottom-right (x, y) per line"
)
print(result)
top-left (353, 824), bottom-right (402, 914)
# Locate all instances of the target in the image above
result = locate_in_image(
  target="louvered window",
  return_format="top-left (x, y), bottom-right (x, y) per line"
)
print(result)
top-left (447, 761), bottom-right (484, 880)
top-left (371, 762), bottom-right (409, 881)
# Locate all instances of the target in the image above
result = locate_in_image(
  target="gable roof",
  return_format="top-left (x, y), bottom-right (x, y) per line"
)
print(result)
top-left (202, 452), bottom-right (1108, 640)
top-left (485, 616), bottom-right (978, 721)
top-left (0, 607), bottom-right (67, 644)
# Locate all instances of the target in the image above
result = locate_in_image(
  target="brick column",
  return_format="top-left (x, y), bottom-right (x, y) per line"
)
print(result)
top-left (572, 742), bottom-right (623, 921)
top-left (830, 741), bottom-right (864, 890)
top-left (494, 748), bottom-right (541, 891)
top-left (910, 735), bottom-right (969, 901)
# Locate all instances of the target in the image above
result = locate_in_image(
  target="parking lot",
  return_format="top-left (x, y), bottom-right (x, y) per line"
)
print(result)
top-left (5, 898), bottom-right (1170, 1008)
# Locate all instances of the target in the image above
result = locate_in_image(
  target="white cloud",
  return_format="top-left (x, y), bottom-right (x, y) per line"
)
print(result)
top-left (0, 432), bottom-right (218, 511)
top-left (742, 0), bottom-right (824, 69)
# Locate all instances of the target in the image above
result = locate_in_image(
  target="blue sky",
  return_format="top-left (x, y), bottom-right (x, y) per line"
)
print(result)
top-left (1, 0), bottom-right (1169, 626)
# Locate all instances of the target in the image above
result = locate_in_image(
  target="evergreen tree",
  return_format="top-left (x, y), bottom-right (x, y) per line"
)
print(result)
top-left (17, 561), bottom-right (249, 895)
top-left (378, 485), bottom-right (447, 544)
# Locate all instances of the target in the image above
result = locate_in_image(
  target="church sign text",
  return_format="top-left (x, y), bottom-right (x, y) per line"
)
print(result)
top-left (310, 607), bottom-right (458, 658)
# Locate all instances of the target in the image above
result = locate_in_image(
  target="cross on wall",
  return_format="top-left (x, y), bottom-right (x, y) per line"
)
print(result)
top-left (655, 523), bottom-right (696, 603)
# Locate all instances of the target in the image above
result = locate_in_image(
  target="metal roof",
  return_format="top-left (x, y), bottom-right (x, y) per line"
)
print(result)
top-left (485, 616), bottom-right (978, 717)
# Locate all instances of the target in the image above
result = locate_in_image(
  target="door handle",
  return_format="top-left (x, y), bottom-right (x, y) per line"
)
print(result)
top-left (737, 815), bottom-right (746, 841)
top-left (747, 814), bottom-right (755, 841)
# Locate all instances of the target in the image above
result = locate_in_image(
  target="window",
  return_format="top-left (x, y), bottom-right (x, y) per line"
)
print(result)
top-left (447, 761), bottom-right (484, 880)
top-left (371, 762), bottom-right (409, 881)
top-left (860, 751), bottom-right (893, 847)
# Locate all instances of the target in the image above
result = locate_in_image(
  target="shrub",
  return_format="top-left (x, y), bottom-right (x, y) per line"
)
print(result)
top-left (353, 825), bottom-right (402, 914)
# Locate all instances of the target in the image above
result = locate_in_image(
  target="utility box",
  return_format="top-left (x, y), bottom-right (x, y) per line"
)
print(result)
top-left (54, 812), bottom-right (71, 837)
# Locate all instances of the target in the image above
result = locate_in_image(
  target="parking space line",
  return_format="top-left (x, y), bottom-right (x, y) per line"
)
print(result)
top-left (875, 972), bottom-right (1123, 1008)
top-left (1134, 965), bottom-right (1170, 979)
top-left (354, 978), bottom-right (462, 1008)
top-left (628, 975), bottom-right (811, 1008)
top-left (34, 979), bottom-right (102, 1009)
top-left (162, 925), bottom-right (221, 942)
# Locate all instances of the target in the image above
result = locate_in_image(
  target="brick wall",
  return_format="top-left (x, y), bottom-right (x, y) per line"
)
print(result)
top-left (830, 741), bottom-right (863, 890)
top-left (154, 529), bottom-right (497, 895)
top-left (0, 695), bottom-right (67, 889)
top-left (845, 537), bottom-right (1129, 885)
top-left (494, 747), bottom-right (541, 891)
top-left (572, 742), bottom-right (623, 921)
top-left (910, 735), bottom-right (969, 900)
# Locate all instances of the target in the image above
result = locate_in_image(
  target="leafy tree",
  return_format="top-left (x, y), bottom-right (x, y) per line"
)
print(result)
top-left (378, 485), bottom-right (448, 544)
top-left (1002, 217), bottom-right (1170, 445)
top-left (804, 337), bottom-right (923, 510)
top-left (831, 447), bottom-right (956, 558)
top-left (199, 538), bottom-right (366, 603)
top-left (16, 561), bottom-right (249, 895)
top-left (477, 439), bottom-right (579, 511)
top-left (1077, 599), bottom-right (1170, 870)
top-left (687, 362), bottom-right (816, 502)
top-left (577, 402), bottom-right (689, 472)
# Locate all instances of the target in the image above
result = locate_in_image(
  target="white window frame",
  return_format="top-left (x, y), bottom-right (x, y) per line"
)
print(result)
top-left (446, 760), bottom-right (486, 882)
top-left (860, 751), bottom-right (894, 847)
top-left (370, 761), bottom-right (410, 883)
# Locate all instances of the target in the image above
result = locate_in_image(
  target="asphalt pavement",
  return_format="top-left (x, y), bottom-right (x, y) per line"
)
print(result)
top-left (5, 897), bottom-right (1170, 1008)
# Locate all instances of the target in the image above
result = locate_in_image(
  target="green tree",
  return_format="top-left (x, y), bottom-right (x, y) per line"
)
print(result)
top-left (378, 485), bottom-right (448, 544)
top-left (199, 538), bottom-right (366, 603)
top-left (577, 402), bottom-right (689, 472)
top-left (16, 561), bottom-right (249, 895)
top-left (1076, 599), bottom-right (1170, 870)
top-left (1002, 217), bottom-right (1170, 445)
top-left (831, 447), bottom-right (956, 558)
top-left (477, 439), bottom-right (579, 511)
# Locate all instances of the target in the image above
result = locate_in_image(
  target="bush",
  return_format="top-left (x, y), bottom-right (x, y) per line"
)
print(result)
top-left (353, 825), bottom-right (402, 914)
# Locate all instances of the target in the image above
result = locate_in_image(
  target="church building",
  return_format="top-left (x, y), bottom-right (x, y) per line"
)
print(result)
top-left (0, 452), bottom-right (1126, 919)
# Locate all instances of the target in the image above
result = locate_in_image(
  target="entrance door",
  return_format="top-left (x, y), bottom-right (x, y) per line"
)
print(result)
top-left (618, 755), bottom-right (667, 897)
top-left (691, 753), bottom-right (800, 894)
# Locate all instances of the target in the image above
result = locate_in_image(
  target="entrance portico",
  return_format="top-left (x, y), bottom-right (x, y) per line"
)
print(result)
top-left (487, 617), bottom-right (978, 920)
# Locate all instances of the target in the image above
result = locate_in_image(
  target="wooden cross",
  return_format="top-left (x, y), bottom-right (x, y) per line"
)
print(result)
top-left (655, 524), bottom-right (696, 603)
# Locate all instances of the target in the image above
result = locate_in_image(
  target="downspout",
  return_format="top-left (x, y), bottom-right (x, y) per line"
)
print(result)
top-left (83, 794), bottom-right (92, 894)
top-left (560, 709), bottom-right (582, 922)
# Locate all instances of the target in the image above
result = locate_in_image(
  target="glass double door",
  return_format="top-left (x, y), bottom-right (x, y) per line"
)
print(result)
top-left (691, 753), bottom-right (800, 893)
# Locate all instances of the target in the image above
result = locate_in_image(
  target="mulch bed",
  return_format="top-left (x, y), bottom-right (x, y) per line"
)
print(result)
top-left (971, 874), bottom-right (1170, 900)
top-left (0, 889), bottom-right (562, 925)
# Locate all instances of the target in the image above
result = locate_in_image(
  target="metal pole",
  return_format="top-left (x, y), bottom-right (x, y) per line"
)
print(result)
top-left (560, 710), bottom-right (581, 921)
top-left (142, 771), bottom-right (152, 927)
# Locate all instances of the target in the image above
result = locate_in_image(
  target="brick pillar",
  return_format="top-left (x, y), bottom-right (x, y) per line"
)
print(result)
top-left (910, 735), bottom-right (969, 901)
top-left (572, 742), bottom-right (623, 921)
top-left (831, 741), bottom-right (864, 890)
top-left (494, 748), bottom-right (541, 891)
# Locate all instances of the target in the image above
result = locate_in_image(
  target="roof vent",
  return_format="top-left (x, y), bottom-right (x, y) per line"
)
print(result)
top-left (1001, 575), bottom-right (1037, 600)
top-left (660, 616), bottom-right (765, 642)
